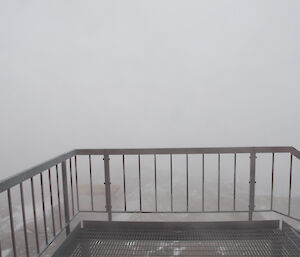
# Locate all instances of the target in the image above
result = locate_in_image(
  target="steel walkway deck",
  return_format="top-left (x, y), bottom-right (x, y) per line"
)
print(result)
top-left (53, 221), bottom-right (300, 257)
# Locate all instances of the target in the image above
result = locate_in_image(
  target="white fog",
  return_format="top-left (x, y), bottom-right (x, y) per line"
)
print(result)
top-left (1, 1), bottom-right (300, 257)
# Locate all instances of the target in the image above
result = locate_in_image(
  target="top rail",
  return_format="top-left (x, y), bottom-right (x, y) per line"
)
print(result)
top-left (0, 150), bottom-right (76, 194)
top-left (76, 146), bottom-right (296, 155)
top-left (1, 146), bottom-right (300, 194)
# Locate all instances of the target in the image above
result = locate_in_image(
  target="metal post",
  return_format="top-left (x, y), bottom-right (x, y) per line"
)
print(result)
top-left (69, 159), bottom-right (74, 216)
top-left (89, 155), bottom-right (94, 211)
top-left (75, 156), bottom-right (80, 211)
top-left (61, 161), bottom-right (70, 235)
top-left (248, 150), bottom-right (256, 221)
top-left (202, 154), bottom-right (205, 212)
top-left (40, 173), bottom-right (48, 244)
top-left (122, 155), bottom-right (127, 211)
top-left (288, 154), bottom-right (293, 216)
top-left (48, 169), bottom-right (56, 237)
top-left (30, 178), bottom-right (39, 253)
top-left (170, 154), bottom-right (173, 212)
top-left (56, 165), bottom-right (63, 230)
top-left (186, 154), bottom-right (189, 212)
top-left (103, 153), bottom-right (112, 221)
top-left (20, 182), bottom-right (29, 257)
top-left (270, 153), bottom-right (275, 210)
top-left (154, 154), bottom-right (157, 212)
top-left (7, 189), bottom-right (17, 257)
top-left (233, 153), bottom-right (237, 211)
top-left (217, 153), bottom-right (220, 211)
top-left (138, 155), bottom-right (142, 211)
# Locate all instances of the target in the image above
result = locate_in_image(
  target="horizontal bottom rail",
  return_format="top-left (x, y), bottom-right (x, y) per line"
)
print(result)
top-left (34, 211), bottom-right (80, 257)
top-left (83, 220), bottom-right (280, 230)
top-left (79, 209), bottom-right (272, 214)
top-left (272, 210), bottom-right (300, 222)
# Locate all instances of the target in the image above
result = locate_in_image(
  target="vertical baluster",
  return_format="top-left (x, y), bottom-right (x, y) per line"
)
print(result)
top-left (122, 155), bottom-right (127, 211)
top-left (218, 154), bottom-right (221, 211)
top-left (40, 173), bottom-right (48, 244)
top-left (56, 165), bottom-right (62, 230)
top-left (89, 155), bottom-right (94, 211)
top-left (75, 156), bottom-right (80, 211)
top-left (138, 154), bottom-right (142, 212)
top-left (270, 153), bottom-right (275, 210)
top-left (186, 154), bottom-right (189, 212)
top-left (104, 153), bottom-right (112, 221)
top-left (249, 151), bottom-right (256, 221)
top-left (61, 161), bottom-right (70, 235)
top-left (154, 154), bottom-right (158, 212)
top-left (31, 177), bottom-right (39, 253)
top-left (7, 189), bottom-right (17, 257)
top-left (202, 154), bottom-right (205, 212)
top-left (48, 169), bottom-right (56, 236)
top-left (233, 153), bottom-right (237, 211)
top-left (69, 159), bottom-right (74, 216)
top-left (20, 182), bottom-right (29, 257)
top-left (170, 154), bottom-right (173, 212)
top-left (288, 154), bottom-right (293, 216)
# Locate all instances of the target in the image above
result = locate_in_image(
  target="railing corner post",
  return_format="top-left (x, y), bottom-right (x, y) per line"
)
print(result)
top-left (61, 160), bottom-right (70, 235)
top-left (248, 150), bottom-right (257, 221)
top-left (104, 152), bottom-right (112, 221)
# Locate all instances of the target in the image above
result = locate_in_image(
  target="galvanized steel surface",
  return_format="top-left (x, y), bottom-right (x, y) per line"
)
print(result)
top-left (53, 221), bottom-right (300, 257)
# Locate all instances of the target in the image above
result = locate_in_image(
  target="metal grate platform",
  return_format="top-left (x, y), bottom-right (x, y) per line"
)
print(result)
top-left (53, 221), bottom-right (300, 257)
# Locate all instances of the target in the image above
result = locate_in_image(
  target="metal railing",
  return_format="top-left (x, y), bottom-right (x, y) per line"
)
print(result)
top-left (0, 146), bottom-right (300, 257)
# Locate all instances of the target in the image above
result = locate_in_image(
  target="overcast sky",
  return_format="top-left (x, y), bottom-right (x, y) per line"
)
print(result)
top-left (0, 0), bottom-right (300, 179)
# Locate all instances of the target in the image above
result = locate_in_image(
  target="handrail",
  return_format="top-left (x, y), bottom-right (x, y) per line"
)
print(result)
top-left (75, 146), bottom-right (295, 155)
top-left (1, 146), bottom-right (298, 194)
top-left (290, 147), bottom-right (300, 159)
top-left (2, 146), bottom-right (299, 194)
top-left (0, 150), bottom-right (75, 194)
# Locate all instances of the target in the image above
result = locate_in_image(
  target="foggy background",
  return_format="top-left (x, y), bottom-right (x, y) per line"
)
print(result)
top-left (1, 1), bottom-right (300, 256)
top-left (1, 0), bottom-right (300, 180)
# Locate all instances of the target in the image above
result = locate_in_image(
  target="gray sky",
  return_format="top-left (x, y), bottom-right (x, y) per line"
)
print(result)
top-left (1, 0), bottom-right (300, 179)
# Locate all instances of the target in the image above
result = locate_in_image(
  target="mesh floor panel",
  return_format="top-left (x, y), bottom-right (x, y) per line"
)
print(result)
top-left (55, 224), bottom-right (300, 257)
